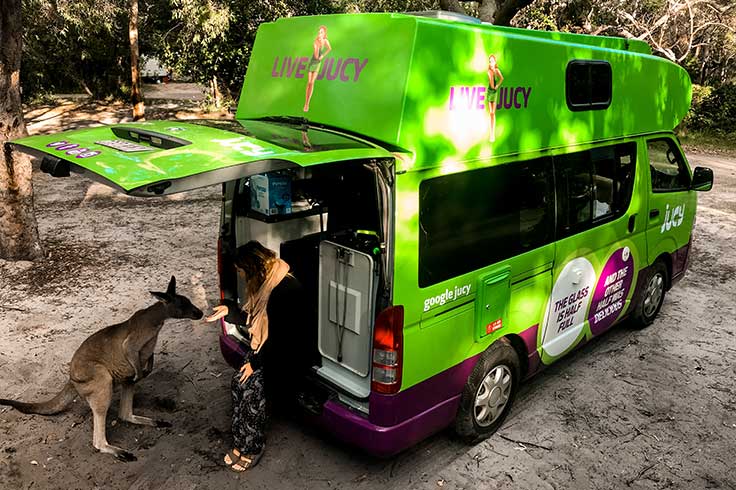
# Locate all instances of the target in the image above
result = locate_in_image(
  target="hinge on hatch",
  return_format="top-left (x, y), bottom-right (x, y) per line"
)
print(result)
top-left (146, 181), bottom-right (172, 195)
top-left (40, 155), bottom-right (70, 177)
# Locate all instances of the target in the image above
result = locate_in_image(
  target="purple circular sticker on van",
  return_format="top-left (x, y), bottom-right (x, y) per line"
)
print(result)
top-left (588, 247), bottom-right (634, 335)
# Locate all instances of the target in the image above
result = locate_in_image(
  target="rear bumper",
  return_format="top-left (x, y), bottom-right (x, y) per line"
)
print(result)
top-left (314, 395), bottom-right (461, 458)
top-left (219, 332), bottom-right (464, 457)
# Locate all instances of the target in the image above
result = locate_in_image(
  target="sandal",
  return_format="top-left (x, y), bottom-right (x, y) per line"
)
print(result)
top-left (224, 448), bottom-right (262, 472)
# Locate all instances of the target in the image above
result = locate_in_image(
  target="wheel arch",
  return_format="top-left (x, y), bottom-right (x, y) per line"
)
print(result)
top-left (501, 334), bottom-right (529, 380)
top-left (654, 252), bottom-right (673, 290)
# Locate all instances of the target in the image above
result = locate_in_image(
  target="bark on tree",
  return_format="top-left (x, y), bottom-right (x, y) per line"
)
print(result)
top-left (129, 0), bottom-right (144, 121)
top-left (0, 0), bottom-right (43, 260)
top-left (440, 0), bottom-right (534, 25)
top-left (210, 75), bottom-right (223, 107)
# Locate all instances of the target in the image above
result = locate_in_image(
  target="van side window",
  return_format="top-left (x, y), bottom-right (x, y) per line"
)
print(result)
top-left (566, 60), bottom-right (612, 111)
top-left (418, 158), bottom-right (554, 287)
top-left (556, 142), bottom-right (636, 238)
top-left (647, 139), bottom-right (691, 192)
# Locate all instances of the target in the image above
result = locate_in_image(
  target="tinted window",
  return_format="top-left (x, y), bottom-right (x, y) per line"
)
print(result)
top-left (647, 139), bottom-right (691, 192)
top-left (418, 158), bottom-right (554, 287)
top-left (556, 142), bottom-right (636, 238)
top-left (566, 60), bottom-right (612, 111)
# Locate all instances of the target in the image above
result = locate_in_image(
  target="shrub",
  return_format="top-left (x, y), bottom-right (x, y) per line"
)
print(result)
top-left (684, 83), bottom-right (736, 133)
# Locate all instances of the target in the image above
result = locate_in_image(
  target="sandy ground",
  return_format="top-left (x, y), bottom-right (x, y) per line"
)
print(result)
top-left (25, 83), bottom-right (225, 136)
top-left (0, 97), bottom-right (734, 489)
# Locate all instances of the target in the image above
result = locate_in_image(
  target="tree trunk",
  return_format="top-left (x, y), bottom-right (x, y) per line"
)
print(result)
top-left (490, 0), bottom-right (535, 26)
top-left (439, 0), bottom-right (466, 15)
top-left (210, 76), bottom-right (222, 107)
top-left (0, 0), bottom-right (43, 260)
top-left (129, 0), bottom-right (144, 121)
top-left (443, 0), bottom-right (534, 26)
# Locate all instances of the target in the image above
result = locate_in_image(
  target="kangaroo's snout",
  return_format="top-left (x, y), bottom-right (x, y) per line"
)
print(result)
top-left (190, 306), bottom-right (204, 320)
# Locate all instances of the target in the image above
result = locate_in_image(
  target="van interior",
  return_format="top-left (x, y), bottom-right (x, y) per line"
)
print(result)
top-left (218, 158), bottom-right (394, 410)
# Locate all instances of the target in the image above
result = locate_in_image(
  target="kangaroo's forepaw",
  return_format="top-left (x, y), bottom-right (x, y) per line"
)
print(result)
top-left (155, 420), bottom-right (172, 428)
top-left (115, 450), bottom-right (137, 462)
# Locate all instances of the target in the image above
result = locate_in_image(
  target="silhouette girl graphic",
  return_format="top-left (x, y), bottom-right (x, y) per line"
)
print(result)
top-left (486, 54), bottom-right (504, 142)
top-left (304, 25), bottom-right (332, 112)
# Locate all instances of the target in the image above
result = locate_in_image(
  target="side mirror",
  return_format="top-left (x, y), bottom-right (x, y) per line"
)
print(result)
top-left (691, 166), bottom-right (713, 192)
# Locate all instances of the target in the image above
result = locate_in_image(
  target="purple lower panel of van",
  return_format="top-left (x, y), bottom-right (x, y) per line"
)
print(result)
top-left (518, 323), bottom-right (542, 379)
top-left (672, 240), bottom-right (691, 283)
top-left (317, 395), bottom-right (463, 458)
top-left (220, 331), bottom-right (246, 369)
top-left (368, 354), bottom-right (480, 427)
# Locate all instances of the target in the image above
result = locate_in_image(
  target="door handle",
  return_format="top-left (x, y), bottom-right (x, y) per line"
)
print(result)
top-left (628, 214), bottom-right (637, 233)
top-left (649, 209), bottom-right (660, 219)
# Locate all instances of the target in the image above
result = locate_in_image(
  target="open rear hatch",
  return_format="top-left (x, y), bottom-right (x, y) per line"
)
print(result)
top-left (7, 119), bottom-right (393, 196)
top-left (9, 118), bottom-right (396, 404)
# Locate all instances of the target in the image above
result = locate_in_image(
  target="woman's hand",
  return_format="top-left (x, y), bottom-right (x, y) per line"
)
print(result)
top-left (205, 305), bottom-right (229, 322)
top-left (239, 362), bottom-right (254, 384)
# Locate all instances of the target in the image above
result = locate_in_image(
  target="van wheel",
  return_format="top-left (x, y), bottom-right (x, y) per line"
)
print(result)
top-left (630, 260), bottom-right (668, 328)
top-left (454, 340), bottom-right (520, 443)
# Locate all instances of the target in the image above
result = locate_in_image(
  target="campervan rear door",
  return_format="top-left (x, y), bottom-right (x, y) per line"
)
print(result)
top-left (7, 119), bottom-right (393, 196)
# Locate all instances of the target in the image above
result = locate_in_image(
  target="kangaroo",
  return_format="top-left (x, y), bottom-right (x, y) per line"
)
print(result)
top-left (0, 276), bottom-right (203, 461)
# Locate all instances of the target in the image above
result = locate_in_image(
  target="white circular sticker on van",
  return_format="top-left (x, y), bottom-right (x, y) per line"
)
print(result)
top-left (540, 257), bottom-right (596, 358)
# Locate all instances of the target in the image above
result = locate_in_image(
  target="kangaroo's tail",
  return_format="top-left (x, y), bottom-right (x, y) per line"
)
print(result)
top-left (0, 382), bottom-right (77, 415)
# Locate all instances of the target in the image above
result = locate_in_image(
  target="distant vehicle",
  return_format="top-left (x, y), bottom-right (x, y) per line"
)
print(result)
top-left (9, 11), bottom-right (713, 458)
top-left (140, 56), bottom-right (170, 83)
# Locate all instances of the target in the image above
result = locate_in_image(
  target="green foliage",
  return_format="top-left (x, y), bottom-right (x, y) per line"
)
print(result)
top-left (21, 0), bottom-right (174, 99)
top-left (336, 0), bottom-right (439, 12)
top-left (681, 84), bottom-right (713, 130)
top-left (161, 0), bottom-right (335, 102)
top-left (686, 83), bottom-right (736, 134)
top-left (160, 0), bottom-right (440, 103)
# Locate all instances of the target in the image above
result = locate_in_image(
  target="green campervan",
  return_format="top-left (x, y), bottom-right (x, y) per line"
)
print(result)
top-left (8, 11), bottom-right (713, 456)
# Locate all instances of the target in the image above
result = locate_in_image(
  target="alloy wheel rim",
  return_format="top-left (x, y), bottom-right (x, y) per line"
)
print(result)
top-left (474, 365), bottom-right (512, 427)
top-left (642, 272), bottom-right (664, 318)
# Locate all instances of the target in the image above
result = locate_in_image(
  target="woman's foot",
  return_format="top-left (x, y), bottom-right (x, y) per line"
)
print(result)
top-left (224, 448), bottom-right (262, 472)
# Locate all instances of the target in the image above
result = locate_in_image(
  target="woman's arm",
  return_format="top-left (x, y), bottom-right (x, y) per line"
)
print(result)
top-left (321, 39), bottom-right (332, 60)
top-left (205, 299), bottom-right (249, 325)
top-left (221, 298), bottom-right (249, 326)
top-left (248, 341), bottom-right (269, 371)
top-left (495, 68), bottom-right (504, 87)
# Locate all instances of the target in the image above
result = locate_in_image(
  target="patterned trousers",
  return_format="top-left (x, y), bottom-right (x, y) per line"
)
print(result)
top-left (230, 352), bottom-right (267, 455)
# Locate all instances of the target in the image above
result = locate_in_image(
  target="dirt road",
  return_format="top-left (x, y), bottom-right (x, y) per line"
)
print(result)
top-left (0, 145), bottom-right (734, 489)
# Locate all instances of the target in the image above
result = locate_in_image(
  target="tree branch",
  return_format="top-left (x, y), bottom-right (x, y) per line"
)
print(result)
top-left (494, 0), bottom-right (536, 26)
top-left (439, 0), bottom-right (466, 15)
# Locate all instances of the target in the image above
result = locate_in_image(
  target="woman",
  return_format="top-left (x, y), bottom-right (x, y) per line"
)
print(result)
top-left (303, 25), bottom-right (332, 112)
top-left (205, 241), bottom-right (290, 472)
top-left (486, 54), bottom-right (504, 142)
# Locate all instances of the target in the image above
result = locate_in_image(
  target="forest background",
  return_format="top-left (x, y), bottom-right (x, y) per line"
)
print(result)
top-left (18, 0), bottom-right (736, 138)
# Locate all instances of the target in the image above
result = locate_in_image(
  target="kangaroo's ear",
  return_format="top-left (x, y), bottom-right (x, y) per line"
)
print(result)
top-left (150, 291), bottom-right (171, 303)
top-left (166, 276), bottom-right (176, 295)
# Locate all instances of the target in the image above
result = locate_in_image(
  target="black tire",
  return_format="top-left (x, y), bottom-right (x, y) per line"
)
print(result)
top-left (630, 259), bottom-right (668, 329)
top-left (454, 339), bottom-right (520, 443)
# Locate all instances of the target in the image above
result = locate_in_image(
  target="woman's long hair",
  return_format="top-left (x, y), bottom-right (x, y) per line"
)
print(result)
top-left (234, 241), bottom-right (278, 296)
top-left (316, 25), bottom-right (328, 42)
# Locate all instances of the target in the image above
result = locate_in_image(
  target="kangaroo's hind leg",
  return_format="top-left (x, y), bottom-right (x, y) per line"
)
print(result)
top-left (119, 382), bottom-right (171, 428)
top-left (73, 367), bottom-right (136, 462)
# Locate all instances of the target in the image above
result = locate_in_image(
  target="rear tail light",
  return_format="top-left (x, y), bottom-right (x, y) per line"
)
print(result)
top-left (371, 305), bottom-right (404, 394)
